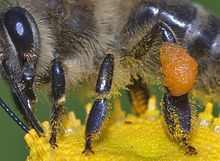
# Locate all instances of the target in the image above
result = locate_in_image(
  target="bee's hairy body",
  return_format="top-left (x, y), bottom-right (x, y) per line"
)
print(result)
top-left (10, 0), bottom-right (218, 97)
top-left (0, 0), bottom-right (219, 155)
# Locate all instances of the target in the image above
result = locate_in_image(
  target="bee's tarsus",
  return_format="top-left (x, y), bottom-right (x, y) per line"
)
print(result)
top-left (163, 92), bottom-right (192, 134)
top-left (82, 149), bottom-right (95, 155)
top-left (82, 133), bottom-right (94, 155)
top-left (49, 136), bottom-right (58, 149)
top-left (163, 92), bottom-right (196, 154)
top-left (185, 145), bottom-right (197, 155)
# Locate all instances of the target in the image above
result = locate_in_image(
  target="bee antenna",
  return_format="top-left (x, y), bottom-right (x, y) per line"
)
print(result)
top-left (0, 98), bottom-right (30, 133)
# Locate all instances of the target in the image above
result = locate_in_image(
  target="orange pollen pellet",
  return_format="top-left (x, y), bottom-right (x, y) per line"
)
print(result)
top-left (160, 42), bottom-right (198, 96)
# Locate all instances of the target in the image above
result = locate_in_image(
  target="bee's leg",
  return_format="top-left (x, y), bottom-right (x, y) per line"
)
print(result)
top-left (127, 77), bottom-right (150, 116)
top-left (83, 54), bottom-right (114, 155)
top-left (159, 24), bottom-right (197, 155)
top-left (163, 92), bottom-right (197, 155)
top-left (49, 58), bottom-right (66, 148)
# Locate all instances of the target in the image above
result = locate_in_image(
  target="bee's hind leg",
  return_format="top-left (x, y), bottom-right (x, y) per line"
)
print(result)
top-left (49, 58), bottom-right (66, 148)
top-left (159, 23), bottom-right (197, 155)
top-left (82, 54), bottom-right (114, 155)
top-left (163, 92), bottom-right (197, 155)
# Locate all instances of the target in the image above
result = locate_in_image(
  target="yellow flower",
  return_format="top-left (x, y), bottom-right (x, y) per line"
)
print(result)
top-left (25, 97), bottom-right (220, 161)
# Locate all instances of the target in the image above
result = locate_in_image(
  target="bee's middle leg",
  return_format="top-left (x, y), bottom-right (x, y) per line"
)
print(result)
top-left (49, 58), bottom-right (66, 148)
top-left (83, 54), bottom-right (114, 154)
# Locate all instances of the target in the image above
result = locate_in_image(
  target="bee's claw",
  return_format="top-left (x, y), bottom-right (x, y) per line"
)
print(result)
top-left (49, 137), bottom-right (58, 149)
top-left (82, 147), bottom-right (95, 155)
top-left (185, 145), bottom-right (197, 155)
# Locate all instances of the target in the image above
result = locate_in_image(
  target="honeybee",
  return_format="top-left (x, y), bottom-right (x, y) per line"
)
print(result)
top-left (0, 0), bottom-right (219, 158)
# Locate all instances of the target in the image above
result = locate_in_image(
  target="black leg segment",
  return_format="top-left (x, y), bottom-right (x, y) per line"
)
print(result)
top-left (83, 54), bottom-right (114, 154)
top-left (49, 58), bottom-right (66, 148)
top-left (84, 98), bottom-right (107, 153)
top-left (96, 54), bottom-right (114, 95)
top-left (163, 93), bottom-right (191, 135)
top-left (51, 59), bottom-right (66, 102)
top-left (163, 92), bottom-right (197, 155)
top-left (86, 98), bottom-right (107, 134)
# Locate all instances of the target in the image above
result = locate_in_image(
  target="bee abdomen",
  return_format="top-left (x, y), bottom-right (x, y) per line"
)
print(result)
top-left (183, 13), bottom-right (220, 60)
top-left (127, 0), bottom-right (220, 60)
top-left (128, 79), bottom-right (150, 116)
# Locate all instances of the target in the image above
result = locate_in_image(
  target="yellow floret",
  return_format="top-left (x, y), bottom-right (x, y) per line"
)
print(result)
top-left (25, 98), bottom-right (220, 161)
